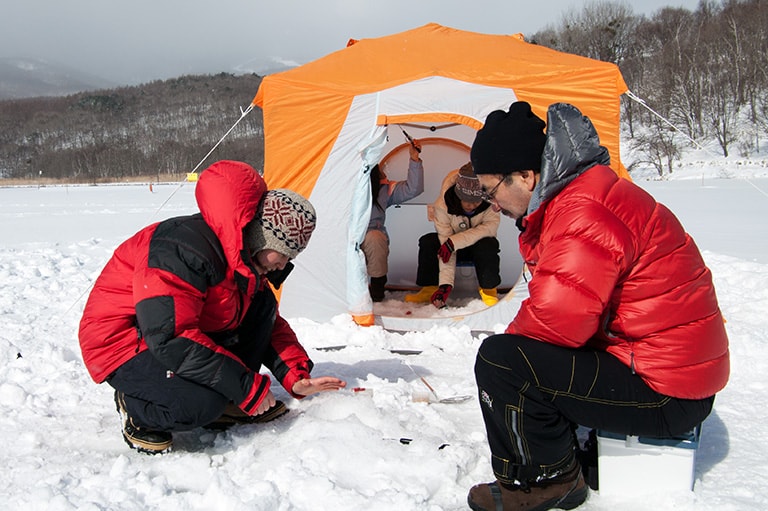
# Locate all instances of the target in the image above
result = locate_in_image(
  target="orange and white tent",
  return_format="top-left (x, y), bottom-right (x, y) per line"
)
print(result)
top-left (251, 23), bottom-right (629, 328)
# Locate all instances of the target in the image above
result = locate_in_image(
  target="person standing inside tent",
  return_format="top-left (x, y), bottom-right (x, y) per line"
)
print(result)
top-left (78, 160), bottom-right (346, 455)
top-left (404, 162), bottom-right (501, 308)
top-left (465, 102), bottom-right (729, 511)
top-left (363, 138), bottom-right (424, 302)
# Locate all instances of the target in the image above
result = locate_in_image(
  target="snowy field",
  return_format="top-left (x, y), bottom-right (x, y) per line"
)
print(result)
top-left (1, 151), bottom-right (768, 510)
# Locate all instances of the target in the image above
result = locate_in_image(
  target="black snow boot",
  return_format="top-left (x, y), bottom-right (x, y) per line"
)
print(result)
top-left (369, 276), bottom-right (387, 302)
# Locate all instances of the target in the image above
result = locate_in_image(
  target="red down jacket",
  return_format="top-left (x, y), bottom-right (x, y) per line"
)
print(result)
top-left (78, 161), bottom-right (313, 414)
top-left (507, 104), bottom-right (729, 400)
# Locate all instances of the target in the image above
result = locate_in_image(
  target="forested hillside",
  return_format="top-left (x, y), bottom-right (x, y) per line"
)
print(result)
top-left (0, 73), bottom-right (264, 182)
top-left (532, 0), bottom-right (767, 174)
top-left (1, 0), bottom-right (766, 182)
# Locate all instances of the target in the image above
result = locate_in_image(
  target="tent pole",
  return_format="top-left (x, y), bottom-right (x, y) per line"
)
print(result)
top-left (151, 104), bottom-right (256, 217)
top-left (189, 103), bottom-right (256, 175)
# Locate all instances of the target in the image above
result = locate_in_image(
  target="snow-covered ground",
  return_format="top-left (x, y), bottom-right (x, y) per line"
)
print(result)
top-left (1, 146), bottom-right (768, 510)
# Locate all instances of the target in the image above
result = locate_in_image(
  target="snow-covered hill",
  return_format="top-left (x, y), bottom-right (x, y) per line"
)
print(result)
top-left (1, 154), bottom-right (767, 510)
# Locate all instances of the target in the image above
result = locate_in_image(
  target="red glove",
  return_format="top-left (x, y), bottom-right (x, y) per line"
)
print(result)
top-left (431, 284), bottom-right (453, 309)
top-left (437, 238), bottom-right (455, 263)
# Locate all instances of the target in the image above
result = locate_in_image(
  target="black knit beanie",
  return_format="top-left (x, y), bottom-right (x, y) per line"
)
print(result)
top-left (470, 101), bottom-right (547, 175)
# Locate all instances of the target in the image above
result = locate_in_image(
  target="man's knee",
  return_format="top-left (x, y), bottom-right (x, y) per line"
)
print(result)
top-left (418, 232), bottom-right (440, 250)
top-left (474, 236), bottom-right (500, 253)
top-left (166, 390), bottom-right (229, 430)
top-left (478, 334), bottom-right (525, 362)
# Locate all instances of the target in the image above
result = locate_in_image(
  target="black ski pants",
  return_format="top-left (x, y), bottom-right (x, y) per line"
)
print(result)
top-left (474, 334), bottom-right (715, 484)
top-left (107, 292), bottom-right (277, 432)
top-left (107, 350), bottom-right (229, 431)
top-left (415, 232), bottom-right (501, 289)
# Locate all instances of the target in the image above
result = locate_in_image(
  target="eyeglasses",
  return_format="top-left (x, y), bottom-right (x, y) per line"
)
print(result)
top-left (480, 176), bottom-right (507, 203)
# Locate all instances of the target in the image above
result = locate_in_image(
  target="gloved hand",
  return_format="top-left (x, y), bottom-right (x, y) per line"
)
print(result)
top-left (431, 284), bottom-right (453, 309)
top-left (437, 238), bottom-right (455, 263)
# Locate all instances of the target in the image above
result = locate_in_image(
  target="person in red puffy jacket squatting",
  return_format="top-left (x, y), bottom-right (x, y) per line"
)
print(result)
top-left (78, 160), bottom-right (345, 455)
top-left (464, 102), bottom-right (730, 511)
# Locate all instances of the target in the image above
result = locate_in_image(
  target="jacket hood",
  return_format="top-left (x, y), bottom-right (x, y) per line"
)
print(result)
top-left (194, 160), bottom-right (267, 272)
top-left (529, 103), bottom-right (611, 215)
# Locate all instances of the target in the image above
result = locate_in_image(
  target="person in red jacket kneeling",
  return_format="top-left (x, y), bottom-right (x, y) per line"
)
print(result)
top-left (78, 160), bottom-right (345, 454)
top-left (465, 103), bottom-right (730, 511)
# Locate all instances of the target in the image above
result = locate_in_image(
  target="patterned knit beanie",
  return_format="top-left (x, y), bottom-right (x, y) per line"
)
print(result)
top-left (244, 189), bottom-right (316, 259)
top-left (454, 162), bottom-right (483, 202)
top-left (470, 101), bottom-right (547, 175)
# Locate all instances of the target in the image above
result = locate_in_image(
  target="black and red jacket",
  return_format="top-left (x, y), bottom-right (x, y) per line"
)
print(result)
top-left (78, 160), bottom-right (312, 414)
top-left (506, 104), bottom-right (728, 399)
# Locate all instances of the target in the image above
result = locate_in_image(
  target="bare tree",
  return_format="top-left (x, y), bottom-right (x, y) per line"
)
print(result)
top-left (532, 1), bottom-right (639, 64)
top-left (4, 2), bottom-right (768, 183)
top-left (722, 0), bottom-right (768, 151)
top-left (630, 116), bottom-right (681, 176)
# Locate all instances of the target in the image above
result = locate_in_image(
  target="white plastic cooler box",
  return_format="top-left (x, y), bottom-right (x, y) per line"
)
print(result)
top-left (596, 425), bottom-right (701, 495)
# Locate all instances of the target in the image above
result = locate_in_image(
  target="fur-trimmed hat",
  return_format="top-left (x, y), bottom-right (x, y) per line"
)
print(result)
top-left (244, 189), bottom-right (316, 259)
top-left (470, 101), bottom-right (547, 175)
top-left (454, 162), bottom-right (483, 202)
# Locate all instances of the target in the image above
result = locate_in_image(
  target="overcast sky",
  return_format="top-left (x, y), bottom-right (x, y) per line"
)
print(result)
top-left (2, 0), bottom-right (701, 86)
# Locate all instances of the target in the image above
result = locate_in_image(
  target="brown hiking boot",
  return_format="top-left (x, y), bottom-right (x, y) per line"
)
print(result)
top-left (467, 459), bottom-right (587, 511)
top-left (204, 400), bottom-right (289, 430)
top-left (115, 391), bottom-right (172, 455)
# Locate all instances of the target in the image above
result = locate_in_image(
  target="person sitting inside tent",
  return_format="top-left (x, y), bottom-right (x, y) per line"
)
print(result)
top-left (78, 160), bottom-right (346, 455)
top-left (465, 102), bottom-right (729, 511)
top-left (404, 162), bottom-right (500, 308)
top-left (362, 139), bottom-right (424, 302)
